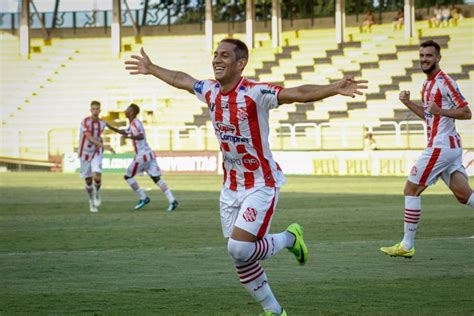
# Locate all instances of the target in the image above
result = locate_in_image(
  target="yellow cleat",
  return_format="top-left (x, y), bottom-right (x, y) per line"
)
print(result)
top-left (287, 223), bottom-right (308, 265)
top-left (380, 242), bottom-right (415, 259)
top-left (260, 309), bottom-right (287, 316)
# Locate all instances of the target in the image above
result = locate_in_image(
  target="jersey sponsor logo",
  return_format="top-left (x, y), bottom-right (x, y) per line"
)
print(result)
top-left (219, 133), bottom-right (250, 144)
top-left (243, 207), bottom-right (257, 222)
top-left (223, 154), bottom-right (242, 165)
top-left (260, 88), bottom-right (276, 95)
top-left (410, 166), bottom-right (418, 176)
top-left (215, 122), bottom-right (236, 134)
top-left (221, 102), bottom-right (229, 110)
top-left (242, 154), bottom-right (260, 171)
top-left (210, 102), bottom-right (215, 112)
top-left (194, 80), bottom-right (204, 94)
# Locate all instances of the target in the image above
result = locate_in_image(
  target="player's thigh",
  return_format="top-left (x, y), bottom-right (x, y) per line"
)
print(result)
top-left (447, 170), bottom-right (471, 203)
top-left (91, 154), bottom-right (103, 175)
top-left (234, 187), bottom-right (279, 239)
top-left (220, 188), bottom-right (240, 238)
top-left (80, 159), bottom-right (92, 178)
top-left (408, 148), bottom-right (455, 187)
top-left (125, 159), bottom-right (143, 178)
top-left (144, 159), bottom-right (162, 178)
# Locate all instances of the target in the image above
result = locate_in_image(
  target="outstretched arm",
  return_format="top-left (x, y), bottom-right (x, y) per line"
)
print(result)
top-left (399, 90), bottom-right (425, 119)
top-left (125, 48), bottom-right (197, 94)
top-left (277, 75), bottom-right (368, 105)
top-left (106, 123), bottom-right (128, 136)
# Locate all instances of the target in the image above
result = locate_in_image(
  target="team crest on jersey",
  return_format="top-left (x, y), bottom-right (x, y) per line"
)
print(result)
top-left (260, 88), bottom-right (276, 95)
top-left (242, 154), bottom-right (260, 171)
top-left (243, 207), bottom-right (257, 222)
top-left (410, 166), bottom-right (418, 176)
top-left (237, 107), bottom-right (248, 121)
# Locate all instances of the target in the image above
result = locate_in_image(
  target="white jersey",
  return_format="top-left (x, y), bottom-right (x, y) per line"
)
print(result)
top-left (78, 116), bottom-right (106, 161)
top-left (194, 77), bottom-right (285, 190)
top-left (421, 70), bottom-right (468, 148)
top-left (127, 118), bottom-right (153, 158)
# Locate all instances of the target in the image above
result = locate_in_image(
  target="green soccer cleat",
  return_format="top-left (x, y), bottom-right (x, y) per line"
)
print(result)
top-left (287, 223), bottom-right (308, 265)
top-left (259, 308), bottom-right (287, 316)
top-left (380, 242), bottom-right (415, 259)
top-left (134, 197), bottom-right (150, 210)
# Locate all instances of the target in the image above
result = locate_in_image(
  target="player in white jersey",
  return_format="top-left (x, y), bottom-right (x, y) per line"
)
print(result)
top-left (381, 40), bottom-right (473, 259)
top-left (78, 101), bottom-right (115, 212)
top-left (124, 39), bottom-right (367, 315)
top-left (107, 104), bottom-right (178, 211)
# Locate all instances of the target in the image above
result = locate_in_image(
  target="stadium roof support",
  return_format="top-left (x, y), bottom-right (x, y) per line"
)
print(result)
top-left (335, 0), bottom-right (346, 44)
top-left (271, 0), bottom-right (282, 48)
top-left (20, 0), bottom-right (30, 58)
top-left (111, 0), bottom-right (121, 57)
top-left (404, 0), bottom-right (415, 40)
top-left (245, 0), bottom-right (255, 49)
top-left (205, 0), bottom-right (213, 51)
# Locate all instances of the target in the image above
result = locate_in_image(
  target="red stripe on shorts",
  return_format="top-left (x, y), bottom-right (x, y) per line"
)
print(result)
top-left (257, 188), bottom-right (276, 238)
top-left (419, 148), bottom-right (441, 186)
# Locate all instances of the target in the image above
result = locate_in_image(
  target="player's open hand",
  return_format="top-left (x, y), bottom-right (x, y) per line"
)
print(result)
top-left (336, 75), bottom-right (368, 98)
top-left (427, 100), bottom-right (440, 115)
top-left (399, 90), bottom-right (411, 105)
top-left (125, 47), bottom-right (152, 75)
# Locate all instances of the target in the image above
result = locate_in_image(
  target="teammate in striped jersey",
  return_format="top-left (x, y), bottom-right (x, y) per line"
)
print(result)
top-left (381, 40), bottom-right (473, 259)
top-left (107, 104), bottom-right (178, 211)
top-left (78, 101), bottom-right (115, 213)
top-left (125, 39), bottom-right (367, 315)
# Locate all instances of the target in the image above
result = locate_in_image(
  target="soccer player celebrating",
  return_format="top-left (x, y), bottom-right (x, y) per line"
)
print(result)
top-left (78, 101), bottom-right (114, 212)
top-left (381, 40), bottom-right (473, 259)
top-left (107, 104), bottom-right (178, 211)
top-left (124, 39), bottom-right (367, 315)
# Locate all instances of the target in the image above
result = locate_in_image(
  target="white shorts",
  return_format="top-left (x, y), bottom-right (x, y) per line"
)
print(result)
top-left (80, 153), bottom-right (103, 178)
top-left (408, 147), bottom-right (467, 187)
top-left (219, 186), bottom-right (279, 239)
top-left (125, 152), bottom-right (162, 178)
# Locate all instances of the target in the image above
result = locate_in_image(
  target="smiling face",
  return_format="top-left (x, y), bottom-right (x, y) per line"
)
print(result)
top-left (419, 46), bottom-right (441, 76)
top-left (212, 41), bottom-right (247, 86)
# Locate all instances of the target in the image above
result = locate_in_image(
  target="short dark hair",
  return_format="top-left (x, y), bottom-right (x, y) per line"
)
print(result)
top-left (129, 103), bottom-right (140, 115)
top-left (219, 38), bottom-right (249, 61)
top-left (90, 100), bottom-right (101, 107)
top-left (420, 40), bottom-right (441, 55)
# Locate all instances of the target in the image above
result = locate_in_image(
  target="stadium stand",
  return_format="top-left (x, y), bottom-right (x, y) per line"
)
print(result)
top-left (1, 18), bottom-right (473, 160)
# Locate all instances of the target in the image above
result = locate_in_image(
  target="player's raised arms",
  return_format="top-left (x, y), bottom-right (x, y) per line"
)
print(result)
top-left (125, 48), bottom-right (197, 94)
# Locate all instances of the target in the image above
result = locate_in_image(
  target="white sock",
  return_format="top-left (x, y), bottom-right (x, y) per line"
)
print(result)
top-left (157, 179), bottom-right (175, 203)
top-left (235, 261), bottom-right (282, 314)
top-left (85, 184), bottom-right (94, 202)
top-left (126, 178), bottom-right (147, 200)
top-left (466, 193), bottom-right (474, 208)
top-left (401, 196), bottom-right (421, 250)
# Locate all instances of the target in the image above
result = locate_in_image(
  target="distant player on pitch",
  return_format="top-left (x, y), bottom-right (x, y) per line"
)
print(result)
top-left (107, 103), bottom-right (178, 211)
top-left (124, 39), bottom-right (367, 315)
top-left (78, 100), bottom-right (115, 212)
top-left (381, 40), bottom-right (473, 259)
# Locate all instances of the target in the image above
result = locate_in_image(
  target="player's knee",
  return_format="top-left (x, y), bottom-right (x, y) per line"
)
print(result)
top-left (151, 176), bottom-right (161, 183)
top-left (124, 175), bottom-right (131, 181)
top-left (227, 238), bottom-right (253, 262)
top-left (85, 178), bottom-right (93, 185)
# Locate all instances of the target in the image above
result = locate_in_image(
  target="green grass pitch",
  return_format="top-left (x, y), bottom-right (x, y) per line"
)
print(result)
top-left (1, 172), bottom-right (473, 315)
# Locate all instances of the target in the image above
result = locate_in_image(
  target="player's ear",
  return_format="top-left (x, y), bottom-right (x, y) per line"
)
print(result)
top-left (238, 58), bottom-right (248, 72)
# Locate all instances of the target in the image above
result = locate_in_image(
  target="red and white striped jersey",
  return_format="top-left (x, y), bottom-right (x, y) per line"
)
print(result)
top-left (194, 77), bottom-right (286, 190)
top-left (421, 70), bottom-right (468, 148)
top-left (126, 118), bottom-right (153, 157)
top-left (78, 116), bottom-right (106, 161)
